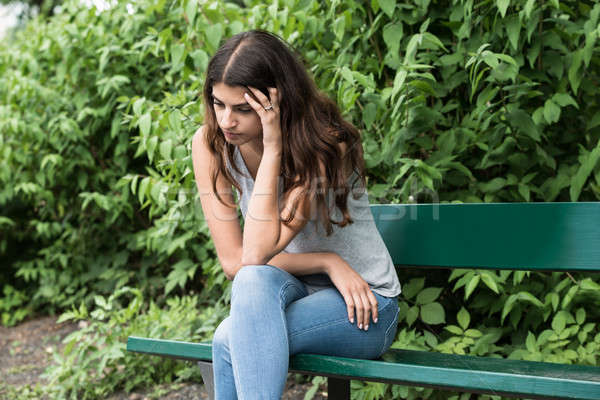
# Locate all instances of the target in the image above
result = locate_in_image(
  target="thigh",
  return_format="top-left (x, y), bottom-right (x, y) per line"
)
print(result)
top-left (286, 287), bottom-right (399, 360)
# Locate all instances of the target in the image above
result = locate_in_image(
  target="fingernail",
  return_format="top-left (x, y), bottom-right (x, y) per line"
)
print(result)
top-left (374, 318), bottom-right (378, 323)
top-left (365, 325), bottom-right (369, 331)
top-left (358, 323), bottom-right (362, 329)
top-left (350, 318), bottom-right (354, 323)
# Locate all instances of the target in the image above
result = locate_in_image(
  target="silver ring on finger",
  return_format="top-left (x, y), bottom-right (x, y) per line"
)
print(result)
top-left (264, 103), bottom-right (273, 111)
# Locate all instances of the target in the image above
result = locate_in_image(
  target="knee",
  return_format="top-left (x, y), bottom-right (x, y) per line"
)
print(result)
top-left (212, 317), bottom-right (231, 352)
top-left (231, 265), bottom-right (282, 304)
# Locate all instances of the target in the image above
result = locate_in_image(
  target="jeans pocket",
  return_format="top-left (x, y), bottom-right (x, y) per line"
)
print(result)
top-left (377, 301), bottom-right (399, 358)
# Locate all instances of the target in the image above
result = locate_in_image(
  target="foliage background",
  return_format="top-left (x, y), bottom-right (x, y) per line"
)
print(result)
top-left (1, 0), bottom-right (599, 398)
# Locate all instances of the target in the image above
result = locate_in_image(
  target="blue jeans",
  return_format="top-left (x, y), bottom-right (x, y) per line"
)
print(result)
top-left (211, 264), bottom-right (399, 399)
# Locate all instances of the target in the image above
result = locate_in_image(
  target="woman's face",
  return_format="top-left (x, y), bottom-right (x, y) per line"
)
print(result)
top-left (212, 82), bottom-right (262, 146)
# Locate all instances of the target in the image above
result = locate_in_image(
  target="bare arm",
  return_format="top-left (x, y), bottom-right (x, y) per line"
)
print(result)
top-left (241, 145), bottom-right (283, 265)
top-left (230, 251), bottom-right (334, 279)
top-left (241, 86), bottom-right (317, 265)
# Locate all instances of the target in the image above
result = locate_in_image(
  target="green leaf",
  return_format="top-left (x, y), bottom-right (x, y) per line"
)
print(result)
top-left (552, 311), bottom-right (568, 333)
top-left (171, 43), bottom-right (185, 67)
top-left (133, 98), bottom-right (145, 116)
top-left (370, 0), bottom-right (379, 13)
top-left (480, 272), bottom-right (500, 294)
top-left (518, 184), bottom-right (530, 201)
top-left (138, 177), bottom-right (150, 205)
top-left (525, 331), bottom-right (537, 352)
top-left (457, 307), bottom-right (470, 330)
top-left (392, 69), bottom-right (407, 99)
top-left (568, 50), bottom-right (583, 94)
top-left (185, 0), bottom-right (197, 25)
top-left (505, 15), bottom-right (520, 50)
top-left (464, 275), bottom-right (480, 299)
top-left (333, 15), bottom-right (345, 42)
top-left (552, 93), bottom-right (579, 109)
top-left (340, 66), bottom-right (354, 84)
top-left (509, 109), bottom-right (541, 142)
top-left (524, 0), bottom-right (535, 19)
top-left (147, 136), bottom-right (158, 163)
top-left (139, 113), bottom-right (151, 136)
top-left (402, 278), bottom-right (425, 300)
top-left (379, 0), bottom-right (396, 17)
top-left (406, 305), bottom-right (419, 326)
top-left (543, 99), bottom-right (561, 124)
top-left (420, 302), bottom-right (445, 325)
top-left (465, 329), bottom-right (482, 338)
top-left (416, 287), bottom-right (443, 305)
top-left (205, 23), bottom-right (223, 52)
top-left (404, 34), bottom-right (421, 64)
top-left (482, 51), bottom-right (499, 69)
top-left (445, 325), bottom-right (464, 335)
top-left (363, 103), bottom-right (377, 128)
top-left (159, 139), bottom-right (173, 161)
top-left (383, 22), bottom-right (403, 52)
top-left (576, 308), bottom-right (586, 325)
top-left (502, 291), bottom-right (544, 323)
top-left (570, 143), bottom-right (600, 201)
top-left (496, 0), bottom-right (510, 18)
top-left (479, 177), bottom-right (507, 193)
top-left (190, 49), bottom-right (209, 71)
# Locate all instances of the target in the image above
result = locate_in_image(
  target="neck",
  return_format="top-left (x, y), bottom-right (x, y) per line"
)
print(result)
top-left (243, 137), bottom-right (264, 159)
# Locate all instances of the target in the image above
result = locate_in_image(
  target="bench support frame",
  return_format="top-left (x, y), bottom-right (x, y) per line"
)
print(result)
top-left (195, 361), bottom-right (352, 399)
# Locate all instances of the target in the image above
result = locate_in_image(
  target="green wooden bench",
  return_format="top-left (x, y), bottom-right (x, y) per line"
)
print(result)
top-left (127, 202), bottom-right (600, 399)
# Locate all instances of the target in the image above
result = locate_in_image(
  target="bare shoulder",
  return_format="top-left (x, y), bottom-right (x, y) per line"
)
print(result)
top-left (192, 125), bottom-right (208, 152)
top-left (191, 125), bottom-right (214, 168)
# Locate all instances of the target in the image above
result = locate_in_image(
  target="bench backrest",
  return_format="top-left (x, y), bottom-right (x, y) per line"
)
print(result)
top-left (370, 202), bottom-right (600, 272)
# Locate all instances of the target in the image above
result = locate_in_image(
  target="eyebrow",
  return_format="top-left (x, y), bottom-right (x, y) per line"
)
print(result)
top-left (212, 95), bottom-right (249, 108)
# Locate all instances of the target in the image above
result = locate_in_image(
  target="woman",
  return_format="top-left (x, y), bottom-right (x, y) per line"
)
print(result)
top-left (191, 29), bottom-right (401, 399)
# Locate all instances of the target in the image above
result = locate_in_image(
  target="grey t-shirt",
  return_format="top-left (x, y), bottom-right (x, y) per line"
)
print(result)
top-left (226, 145), bottom-right (401, 298)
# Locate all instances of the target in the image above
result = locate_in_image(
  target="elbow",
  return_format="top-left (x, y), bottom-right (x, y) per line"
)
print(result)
top-left (221, 259), bottom-right (241, 281)
top-left (241, 250), bottom-right (271, 267)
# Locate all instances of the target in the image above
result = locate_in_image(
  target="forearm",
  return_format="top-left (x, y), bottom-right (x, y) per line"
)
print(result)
top-left (228, 251), bottom-right (336, 280)
top-left (267, 251), bottom-right (334, 276)
top-left (242, 145), bottom-right (282, 264)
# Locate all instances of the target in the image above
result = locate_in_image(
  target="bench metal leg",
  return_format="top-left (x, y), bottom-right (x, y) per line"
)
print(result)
top-left (327, 377), bottom-right (350, 400)
top-left (197, 361), bottom-right (214, 399)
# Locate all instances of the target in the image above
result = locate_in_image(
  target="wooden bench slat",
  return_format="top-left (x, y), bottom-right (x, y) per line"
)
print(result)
top-left (372, 203), bottom-right (600, 271)
top-left (126, 337), bottom-right (600, 400)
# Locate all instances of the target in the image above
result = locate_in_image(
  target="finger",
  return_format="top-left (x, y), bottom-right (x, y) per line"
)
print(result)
top-left (243, 92), bottom-right (265, 116)
top-left (268, 87), bottom-right (279, 110)
top-left (367, 290), bottom-right (379, 324)
top-left (352, 291), bottom-right (364, 330)
top-left (342, 291), bottom-right (355, 324)
top-left (359, 291), bottom-right (371, 330)
top-left (247, 86), bottom-right (270, 109)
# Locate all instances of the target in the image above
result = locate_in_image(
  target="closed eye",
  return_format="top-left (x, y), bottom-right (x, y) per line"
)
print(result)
top-left (213, 101), bottom-right (252, 113)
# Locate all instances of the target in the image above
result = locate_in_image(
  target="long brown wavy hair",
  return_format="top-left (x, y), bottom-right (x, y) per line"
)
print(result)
top-left (202, 30), bottom-right (367, 236)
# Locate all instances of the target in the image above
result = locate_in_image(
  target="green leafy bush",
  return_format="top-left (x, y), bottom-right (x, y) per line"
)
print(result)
top-left (42, 288), bottom-right (221, 399)
top-left (1, 0), bottom-right (599, 398)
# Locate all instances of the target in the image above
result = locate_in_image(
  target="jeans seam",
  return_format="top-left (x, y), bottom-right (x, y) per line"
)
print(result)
top-left (289, 317), bottom-right (351, 339)
top-left (377, 304), bottom-right (399, 358)
top-left (279, 281), bottom-right (306, 305)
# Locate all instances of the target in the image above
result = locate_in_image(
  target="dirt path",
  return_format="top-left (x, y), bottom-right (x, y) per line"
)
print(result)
top-left (0, 316), bottom-right (327, 399)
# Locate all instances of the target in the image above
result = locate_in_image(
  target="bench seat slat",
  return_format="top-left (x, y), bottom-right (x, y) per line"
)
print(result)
top-left (126, 337), bottom-right (600, 400)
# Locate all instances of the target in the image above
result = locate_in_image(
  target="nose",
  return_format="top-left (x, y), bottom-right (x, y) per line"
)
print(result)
top-left (219, 108), bottom-right (237, 129)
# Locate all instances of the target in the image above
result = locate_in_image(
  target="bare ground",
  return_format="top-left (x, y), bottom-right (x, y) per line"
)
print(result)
top-left (0, 316), bottom-right (327, 399)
